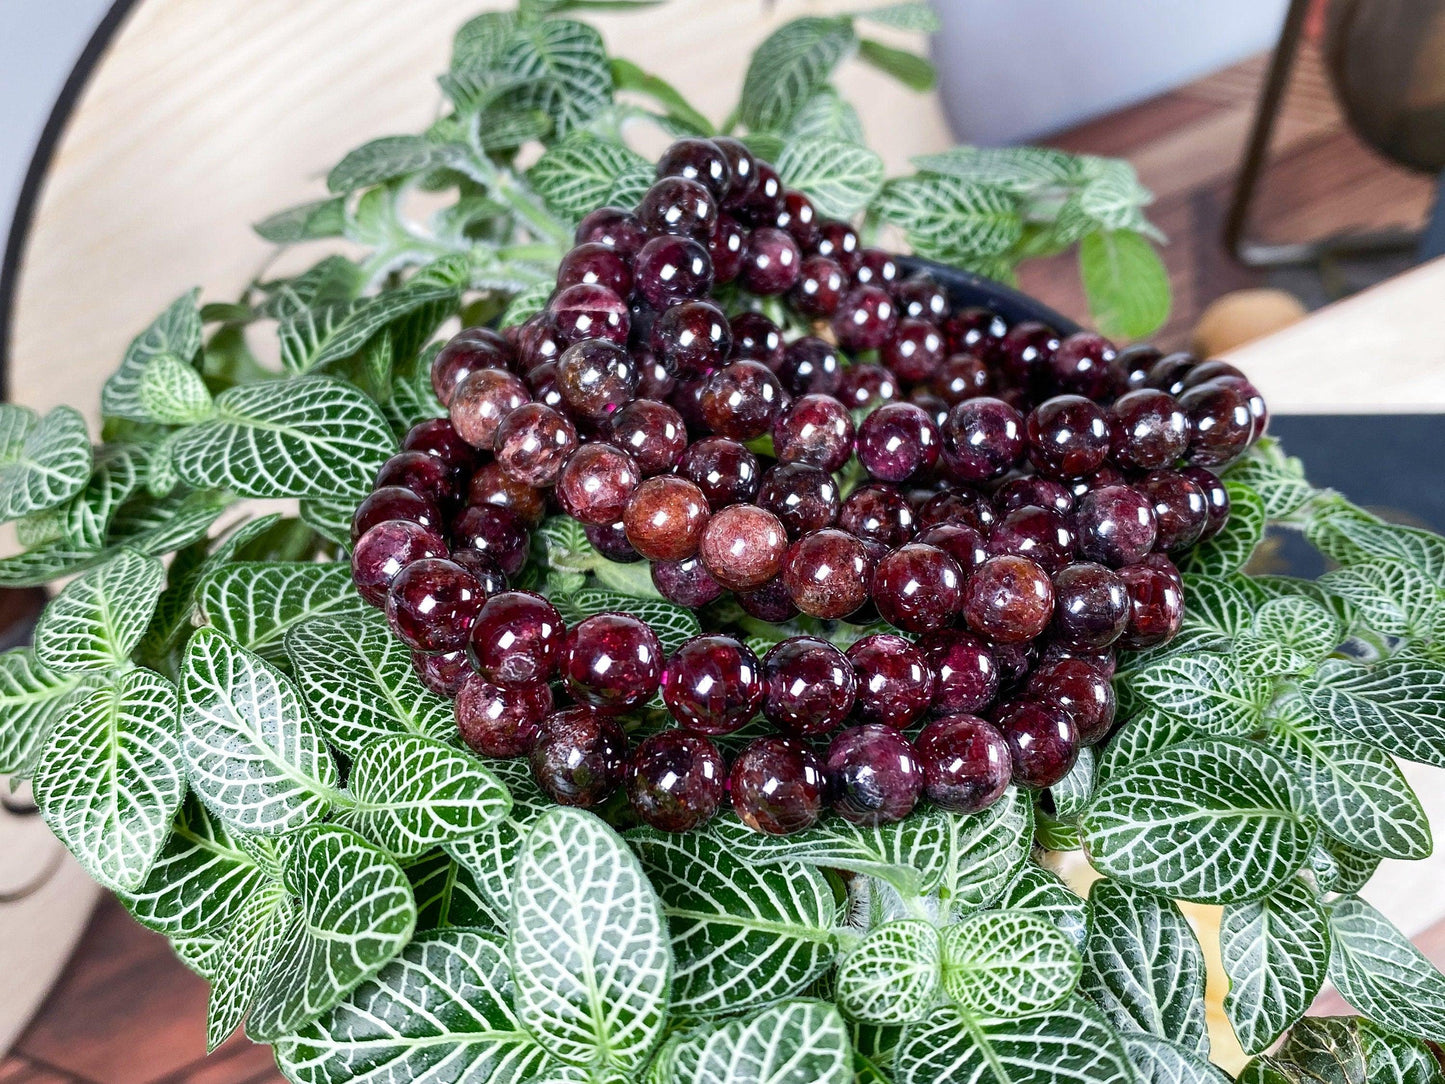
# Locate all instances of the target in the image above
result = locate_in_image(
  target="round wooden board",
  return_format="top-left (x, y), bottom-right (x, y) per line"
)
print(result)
top-left (0, 0), bottom-right (952, 429)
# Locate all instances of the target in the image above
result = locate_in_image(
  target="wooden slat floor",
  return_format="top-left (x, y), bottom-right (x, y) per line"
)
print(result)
top-left (8, 41), bottom-right (1443, 1084)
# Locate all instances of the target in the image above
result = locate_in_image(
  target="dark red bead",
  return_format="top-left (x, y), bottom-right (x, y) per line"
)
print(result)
top-left (1026, 395), bottom-right (1110, 481)
top-left (431, 328), bottom-right (514, 406)
top-left (656, 137), bottom-right (732, 198)
top-left (1147, 353), bottom-right (1198, 396)
top-left (847, 633), bottom-right (935, 730)
top-left (731, 736), bottom-right (826, 836)
top-left (853, 248), bottom-right (899, 289)
top-left (561, 613), bottom-right (663, 712)
top-left (451, 504), bottom-right (529, 577)
top-left (557, 242), bottom-right (633, 297)
top-left (469, 591), bottom-right (565, 686)
top-left (995, 477), bottom-right (1073, 516)
top-left (531, 707), bottom-right (627, 808)
top-left (652, 556), bottom-right (725, 608)
top-left (833, 285), bottom-right (897, 352)
top-left (608, 399), bottom-right (688, 476)
top-left (995, 700), bottom-right (1078, 789)
top-left (1182, 379), bottom-right (1254, 466)
top-left (736, 577), bottom-right (800, 622)
top-left (584, 520), bottom-right (641, 563)
top-left (639, 176), bottom-right (718, 240)
top-left (837, 362), bottom-right (899, 411)
top-left (677, 437), bottom-right (759, 509)
top-left (701, 360), bottom-right (785, 440)
top-left (838, 484), bottom-right (917, 550)
top-left (575, 207), bottom-right (646, 256)
top-left (467, 462), bottom-right (545, 527)
top-left (1074, 485), bottom-right (1158, 568)
top-left (789, 256), bottom-right (846, 317)
top-left (998, 321), bottom-right (1059, 387)
top-left (1027, 659), bottom-right (1115, 746)
top-left (943, 398), bottom-right (1025, 482)
top-left (551, 284), bottom-right (629, 347)
top-left (450, 368), bottom-right (530, 450)
top-left (857, 402), bottom-right (941, 484)
top-left (1135, 469), bottom-right (1209, 552)
top-left (826, 724), bottom-right (921, 826)
top-left (772, 395), bottom-right (855, 472)
top-left (988, 506), bottom-right (1075, 575)
top-left (1109, 389), bottom-right (1189, 471)
top-left (556, 339), bottom-right (638, 421)
top-left (882, 319), bottom-right (945, 383)
top-left (873, 543), bottom-right (965, 633)
top-left (493, 403), bottom-right (577, 487)
top-left (945, 308), bottom-right (1010, 365)
top-left (763, 636), bottom-right (857, 736)
top-left (740, 162), bottom-right (786, 220)
top-left (352, 519), bottom-right (448, 606)
top-left (412, 648), bottom-right (470, 697)
top-left (456, 676), bottom-right (552, 758)
top-left (662, 634), bottom-right (763, 735)
top-left (352, 486), bottom-right (442, 542)
top-left (634, 235), bottom-right (713, 309)
top-left (729, 312), bottom-right (784, 367)
top-left (783, 529), bottom-right (872, 620)
top-left (374, 452), bottom-right (459, 509)
top-left (777, 190), bottom-right (820, 248)
top-left (713, 137), bottom-right (758, 206)
top-left (450, 550), bottom-right (507, 596)
top-left (385, 558), bottom-right (483, 653)
top-left (963, 555), bottom-right (1055, 643)
top-left (814, 220), bottom-right (860, 272)
top-left (1108, 344), bottom-right (1162, 396)
top-left (916, 523), bottom-right (989, 575)
top-left (915, 714), bottom-right (1012, 812)
top-left (1047, 332), bottom-right (1115, 399)
top-left (1181, 466), bottom-right (1230, 539)
top-left (402, 418), bottom-right (475, 473)
top-left (651, 299), bottom-right (732, 378)
top-left (556, 443), bottom-right (641, 526)
top-left (1050, 562), bottom-right (1129, 649)
top-left (1118, 566), bottom-right (1184, 649)
top-left (708, 213), bottom-right (748, 284)
top-left (923, 631), bottom-right (1000, 715)
top-left (627, 730), bottom-right (727, 832)
top-left (742, 227), bottom-right (802, 295)
top-left (757, 463), bottom-right (840, 537)
top-left (894, 277), bottom-right (949, 322)
top-left (777, 337), bottom-right (843, 397)
top-left (699, 504), bottom-right (788, 591)
top-left (623, 475), bottom-right (710, 561)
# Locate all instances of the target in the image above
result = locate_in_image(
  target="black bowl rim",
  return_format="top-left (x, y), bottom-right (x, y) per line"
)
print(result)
top-left (897, 256), bottom-right (1084, 337)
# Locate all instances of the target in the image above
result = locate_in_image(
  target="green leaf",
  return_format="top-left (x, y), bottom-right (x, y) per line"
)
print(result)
top-left (248, 824), bottom-right (417, 1041)
top-left (0, 405), bottom-right (92, 522)
top-left (179, 627), bottom-right (341, 834)
top-left (857, 2), bottom-right (942, 33)
top-left (63, 445), bottom-right (143, 550)
top-left (739, 17), bottom-right (857, 132)
top-left (279, 282), bottom-right (456, 375)
top-left (1265, 700), bottom-right (1430, 860)
top-left (1307, 656), bottom-right (1445, 767)
top-left (912, 146), bottom-right (1081, 193)
top-left (1326, 895), bottom-right (1445, 1042)
top-left (0, 648), bottom-right (95, 776)
top-left (328, 135), bottom-right (456, 193)
top-left (137, 354), bottom-right (214, 424)
top-left (170, 376), bottom-right (395, 500)
top-left (500, 281), bottom-right (555, 328)
top-left (994, 865), bottom-right (1088, 955)
top-left (1127, 653), bottom-right (1272, 737)
top-left (529, 134), bottom-right (652, 219)
top-left (1079, 228), bottom-right (1170, 340)
top-left (207, 880), bottom-right (291, 1049)
top-left (1179, 481), bottom-right (1266, 577)
top-left (274, 929), bottom-right (548, 1084)
top-left (710, 804), bottom-right (953, 896)
top-left (102, 289), bottom-right (203, 421)
top-left (499, 18), bottom-right (613, 137)
top-left (1223, 442), bottom-right (1315, 519)
top-left (856, 38), bottom-right (935, 91)
top-left (510, 808), bottom-right (670, 1071)
top-left (836, 920), bottom-right (941, 1026)
top-left (340, 734), bottom-right (511, 860)
top-left (1356, 1017), bottom-right (1445, 1084)
top-left (1095, 706), bottom-right (1196, 782)
top-left (787, 88), bottom-right (865, 144)
top-left (446, 758), bottom-right (552, 924)
top-left (285, 612), bottom-right (455, 756)
top-left (630, 828), bottom-right (837, 1017)
top-left (1252, 596), bottom-right (1342, 668)
top-left (555, 589), bottom-right (700, 655)
top-left (118, 796), bottom-right (279, 935)
top-left (254, 197), bottom-right (347, 244)
top-left (1306, 506), bottom-right (1445, 582)
top-left (32, 669), bottom-right (184, 892)
top-left (1122, 1034), bottom-right (1230, 1084)
top-left (407, 852), bottom-right (495, 929)
top-left (1177, 574), bottom-right (1252, 641)
top-left (33, 549), bottom-right (165, 673)
top-left (694, 1000), bottom-right (851, 1084)
top-left (946, 787), bottom-right (1035, 908)
top-left (895, 1000), bottom-right (1134, 1084)
top-left (610, 58), bottom-right (713, 135)
top-left (198, 561), bottom-right (370, 667)
top-left (1080, 879), bottom-right (1207, 1055)
top-left (875, 175), bottom-right (1023, 262)
top-left (1321, 559), bottom-right (1440, 639)
top-left (941, 909), bottom-right (1081, 1018)
top-left (1220, 878), bottom-right (1330, 1055)
top-left (1081, 739), bottom-right (1315, 904)
top-left (776, 138), bottom-right (884, 218)
top-left (1316, 837), bottom-right (1379, 895)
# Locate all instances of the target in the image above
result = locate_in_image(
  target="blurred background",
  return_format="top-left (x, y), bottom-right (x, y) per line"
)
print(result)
top-left (1, 1), bottom-right (1443, 1082)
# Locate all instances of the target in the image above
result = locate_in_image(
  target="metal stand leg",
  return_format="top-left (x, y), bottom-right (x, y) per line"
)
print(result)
top-left (1420, 169), bottom-right (1445, 261)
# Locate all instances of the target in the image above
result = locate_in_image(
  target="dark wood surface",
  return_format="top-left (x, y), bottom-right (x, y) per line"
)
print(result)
top-left (8, 40), bottom-right (1442, 1084)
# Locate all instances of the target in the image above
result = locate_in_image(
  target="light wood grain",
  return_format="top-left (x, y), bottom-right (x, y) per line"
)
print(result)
top-left (6, 0), bottom-right (951, 430)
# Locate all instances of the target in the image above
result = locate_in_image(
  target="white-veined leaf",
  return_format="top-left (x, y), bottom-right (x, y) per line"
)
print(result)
top-left (407, 852), bottom-right (496, 930)
top-left (1252, 596), bottom-right (1342, 667)
top-left (249, 824), bottom-right (417, 1042)
top-left (1079, 228), bottom-right (1169, 340)
top-left (274, 929), bottom-right (548, 1084)
top-left (1081, 739), bottom-right (1315, 904)
top-left (138, 353), bottom-right (214, 423)
top-left (62, 444), bottom-right (142, 549)
top-left (1308, 656), bottom-right (1445, 767)
top-left (198, 561), bottom-right (370, 667)
top-left (739, 17), bottom-right (857, 132)
top-left (498, 18), bottom-right (612, 137)
top-left (1220, 877), bottom-right (1329, 1055)
top-left (836, 919), bottom-right (940, 1026)
top-left (1223, 443), bottom-right (1315, 520)
top-left (207, 880), bottom-right (291, 1050)
top-left (1080, 879), bottom-right (1207, 1055)
top-left (528, 135), bottom-right (650, 219)
top-left (1316, 837), bottom-right (1379, 896)
top-left (1326, 895), bottom-right (1445, 1042)
top-left (101, 289), bottom-right (202, 421)
top-left (1095, 706), bottom-right (1196, 783)
top-left (993, 864), bottom-right (1088, 955)
top-left (254, 196), bottom-right (347, 244)
top-left (1306, 506), bottom-right (1445, 582)
top-left (945, 786), bottom-right (1035, 908)
top-left (32, 669), bottom-right (184, 892)
top-left (446, 758), bottom-right (551, 925)
top-left (1356, 1016), bottom-right (1445, 1084)
top-left (327, 135), bottom-right (457, 194)
top-left (340, 734), bottom-right (510, 860)
top-left (0, 648), bottom-right (93, 775)
top-left (510, 808), bottom-right (670, 1071)
top-left (694, 1000), bottom-right (851, 1084)
top-left (33, 549), bottom-right (165, 673)
top-left (1123, 1035), bottom-right (1230, 1084)
top-left (282, 281), bottom-right (455, 375)
top-left (554, 589), bottom-right (700, 655)
top-left (875, 174), bottom-right (1023, 262)
top-left (895, 1000), bottom-right (1135, 1084)
top-left (170, 376), bottom-right (395, 500)
top-left (179, 628), bottom-right (340, 834)
top-left (0, 405), bottom-right (91, 522)
top-left (1321, 559), bottom-right (1439, 639)
top-left (776, 138), bottom-right (884, 218)
top-left (856, 2), bottom-right (941, 33)
top-left (1126, 653), bottom-right (1271, 738)
top-left (630, 827), bottom-right (837, 1016)
top-left (940, 909), bottom-right (1080, 1018)
top-left (1179, 574), bottom-right (1252, 640)
top-left (913, 146), bottom-right (1082, 192)
top-left (787, 88), bottom-right (864, 144)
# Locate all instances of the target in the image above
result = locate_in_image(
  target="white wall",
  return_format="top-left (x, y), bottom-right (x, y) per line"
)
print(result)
top-left (933, 0), bottom-right (1291, 145)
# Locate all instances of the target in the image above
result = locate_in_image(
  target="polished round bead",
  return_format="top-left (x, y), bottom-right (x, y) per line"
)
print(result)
top-left (757, 463), bottom-right (840, 537)
top-left (826, 724), bottom-right (922, 826)
top-left (963, 555), bottom-right (1055, 643)
top-left (995, 477), bottom-right (1074, 516)
top-left (895, 277), bottom-right (948, 322)
top-left (431, 328), bottom-right (513, 406)
top-left (1026, 395), bottom-right (1110, 480)
top-left (556, 443), bottom-right (641, 526)
top-left (873, 544), bottom-right (965, 633)
top-left (652, 555), bottom-right (726, 608)
top-left (1109, 343), bottom-right (1162, 396)
top-left (531, 707), bottom-right (628, 808)
top-left (493, 403), bottom-right (577, 487)
top-left (789, 255), bottom-right (846, 317)
top-left (708, 213), bottom-right (747, 283)
top-left (1135, 469), bottom-right (1209, 552)
top-left (468, 462), bottom-right (545, 527)
top-left (946, 308), bottom-right (1010, 364)
top-left (651, 299), bottom-right (731, 377)
top-left (730, 736), bottom-right (826, 836)
top-left (413, 648), bottom-right (471, 697)
top-left (736, 577), bottom-right (800, 622)
top-left (881, 319), bottom-right (946, 383)
top-left (935, 352), bottom-right (993, 404)
top-left (623, 475), bottom-right (710, 562)
top-left (857, 402), bottom-right (941, 483)
top-left (557, 241), bottom-right (633, 297)
top-left (575, 207), bottom-right (647, 255)
top-left (352, 486), bottom-right (442, 542)
top-left (607, 399), bottom-right (688, 476)
top-left (402, 418), bottom-right (475, 473)
top-left (814, 219), bottom-right (860, 271)
top-left (456, 676), bottom-right (552, 758)
top-left (634, 234), bottom-right (713, 308)
top-left (450, 550), bottom-right (507, 597)
top-left (1027, 658), bottom-right (1115, 746)
top-left (915, 714), bottom-right (1012, 812)
top-left (988, 506), bottom-right (1075, 575)
top-left (995, 700), bottom-right (1078, 789)
top-left (449, 368), bottom-right (530, 450)
top-left (762, 636), bottom-right (857, 736)
top-left (742, 227), bottom-right (802, 295)
top-left (777, 189), bottom-right (820, 248)
top-left (469, 591), bottom-right (565, 686)
top-left (847, 633), bottom-right (936, 729)
top-left (551, 283), bottom-right (629, 347)
top-left (922, 631), bottom-right (1000, 715)
top-left (1182, 379), bottom-right (1254, 466)
top-left (385, 558), bottom-right (483, 653)
top-left (698, 504), bottom-right (788, 591)
top-left (838, 362), bottom-right (899, 412)
top-left (677, 437), bottom-right (760, 510)
top-left (662, 634), bottom-right (763, 735)
top-left (838, 484), bottom-right (917, 550)
top-left (451, 504), bottom-right (529, 577)
top-left (627, 730), bottom-right (727, 832)
top-left (729, 312), bottom-right (784, 367)
top-left (776, 337), bottom-right (843, 397)
top-left (374, 450), bottom-right (458, 508)
top-left (1118, 565), bottom-right (1185, 649)
top-left (917, 489), bottom-right (991, 531)
top-left (943, 398), bottom-right (1025, 482)
top-left (561, 613), bottom-right (663, 712)
top-left (1147, 353), bottom-right (1199, 396)
top-left (833, 285), bottom-right (898, 352)
top-left (1047, 332), bottom-right (1115, 399)
top-left (742, 160), bottom-right (787, 219)
top-left (585, 523), bottom-right (641, 565)
top-left (656, 137), bottom-right (732, 197)
top-left (854, 248), bottom-right (899, 289)
top-left (772, 394), bottom-right (855, 472)
top-left (916, 523), bottom-right (988, 575)
top-left (1138, 551), bottom-right (1184, 593)
top-left (352, 519), bottom-right (448, 606)
top-left (1182, 466), bottom-right (1230, 539)
top-left (1050, 562), bottom-right (1129, 649)
top-left (638, 175), bottom-right (717, 240)
top-left (1074, 485), bottom-right (1159, 567)
top-left (1108, 389), bottom-right (1189, 470)
top-left (556, 339), bottom-right (638, 421)
top-left (713, 136), bottom-right (758, 205)
top-left (701, 361), bottom-right (785, 440)
top-left (783, 529), bottom-right (872, 619)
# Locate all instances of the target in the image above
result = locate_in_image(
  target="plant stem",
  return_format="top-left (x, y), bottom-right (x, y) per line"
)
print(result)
top-left (455, 141), bottom-right (570, 247)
